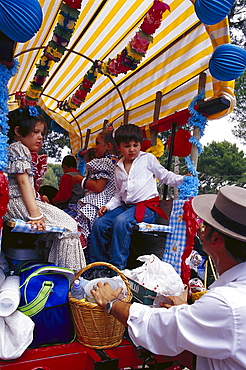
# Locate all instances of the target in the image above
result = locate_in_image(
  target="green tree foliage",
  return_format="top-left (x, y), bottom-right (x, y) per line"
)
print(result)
top-left (197, 141), bottom-right (246, 192)
top-left (49, 163), bottom-right (63, 180)
top-left (231, 70), bottom-right (246, 143)
top-left (228, 0), bottom-right (246, 144)
top-left (36, 106), bottom-right (71, 161)
top-left (42, 131), bottom-right (70, 161)
top-left (41, 164), bottom-right (63, 188)
top-left (229, 0), bottom-right (246, 47)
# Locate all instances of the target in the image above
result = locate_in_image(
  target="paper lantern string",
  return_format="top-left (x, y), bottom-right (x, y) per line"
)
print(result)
top-left (178, 90), bottom-right (207, 200)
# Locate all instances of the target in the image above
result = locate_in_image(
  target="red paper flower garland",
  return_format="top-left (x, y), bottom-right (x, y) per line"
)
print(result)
top-left (20, 1), bottom-right (82, 106)
top-left (20, 0), bottom-right (170, 113)
top-left (59, 60), bottom-right (100, 111)
top-left (64, 0), bottom-right (82, 9)
top-left (181, 199), bottom-right (200, 286)
top-left (57, 0), bottom-right (170, 112)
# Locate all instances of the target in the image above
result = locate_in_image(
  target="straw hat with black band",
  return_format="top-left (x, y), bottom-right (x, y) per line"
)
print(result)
top-left (192, 186), bottom-right (246, 242)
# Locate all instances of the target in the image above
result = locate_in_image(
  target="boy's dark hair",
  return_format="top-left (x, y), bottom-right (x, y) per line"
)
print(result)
top-left (114, 124), bottom-right (143, 146)
top-left (7, 107), bottom-right (47, 144)
top-left (62, 155), bottom-right (77, 168)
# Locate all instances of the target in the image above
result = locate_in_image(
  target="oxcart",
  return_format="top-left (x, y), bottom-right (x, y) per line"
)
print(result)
top-left (0, 0), bottom-right (240, 368)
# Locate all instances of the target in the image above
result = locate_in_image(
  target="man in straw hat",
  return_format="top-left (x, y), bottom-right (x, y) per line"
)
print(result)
top-left (91, 185), bottom-right (246, 370)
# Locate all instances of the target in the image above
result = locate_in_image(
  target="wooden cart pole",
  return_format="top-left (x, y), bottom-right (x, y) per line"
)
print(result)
top-left (84, 129), bottom-right (91, 149)
top-left (123, 110), bottom-right (129, 125)
top-left (151, 91), bottom-right (162, 145)
top-left (190, 72), bottom-right (206, 169)
top-left (163, 122), bottom-right (177, 199)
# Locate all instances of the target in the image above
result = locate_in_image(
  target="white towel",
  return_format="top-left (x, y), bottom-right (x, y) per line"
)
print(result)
top-left (0, 276), bottom-right (20, 317)
top-left (0, 311), bottom-right (34, 360)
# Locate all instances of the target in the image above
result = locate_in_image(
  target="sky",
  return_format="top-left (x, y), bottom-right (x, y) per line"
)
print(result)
top-left (200, 116), bottom-right (246, 155)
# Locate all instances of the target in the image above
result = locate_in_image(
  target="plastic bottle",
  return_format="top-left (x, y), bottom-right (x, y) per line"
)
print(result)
top-left (79, 277), bottom-right (89, 288)
top-left (70, 279), bottom-right (85, 300)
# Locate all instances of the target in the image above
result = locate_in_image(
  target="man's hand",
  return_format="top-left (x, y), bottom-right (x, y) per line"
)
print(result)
top-left (90, 282), bottom-right (123, 309)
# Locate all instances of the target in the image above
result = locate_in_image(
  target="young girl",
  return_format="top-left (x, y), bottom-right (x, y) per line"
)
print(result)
top-left (4, 107), bottom-right (86, 272)
top-left (72, 130), bottom-right (119, 254)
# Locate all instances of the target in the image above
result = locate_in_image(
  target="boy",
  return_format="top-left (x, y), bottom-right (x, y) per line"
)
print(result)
top-left (52, 155), bottom-right (85, 209)
top-left (89, 124), bottom-right (186, 274)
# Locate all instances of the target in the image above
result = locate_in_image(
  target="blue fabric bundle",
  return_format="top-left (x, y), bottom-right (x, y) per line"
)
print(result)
top-left (18, 262), bottom-right (75, 347)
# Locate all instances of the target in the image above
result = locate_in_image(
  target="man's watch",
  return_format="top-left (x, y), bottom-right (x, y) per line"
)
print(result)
top-left (105, 298), bottom-right (121, 314)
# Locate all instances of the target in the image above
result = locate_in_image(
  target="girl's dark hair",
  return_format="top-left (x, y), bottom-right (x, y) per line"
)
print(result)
top-left (84, 147), bottom-right (96, 162)
top-left (114, 124), bottom-right (143, 146)
top-left (98, 130), bottom-right (119, 155)
top-left (7, 107), bottom-right (47, 144)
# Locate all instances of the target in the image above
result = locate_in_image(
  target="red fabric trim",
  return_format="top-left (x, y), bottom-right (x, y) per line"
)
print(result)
top-left (131, 196), bottom-right (168, 223)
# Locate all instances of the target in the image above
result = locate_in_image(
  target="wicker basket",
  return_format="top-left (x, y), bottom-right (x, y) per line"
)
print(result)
top-left (69, 262), bottom-right (132, 349)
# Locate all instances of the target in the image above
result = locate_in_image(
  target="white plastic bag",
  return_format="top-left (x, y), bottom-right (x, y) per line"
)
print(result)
top-left (0, 310), bottom-right (34, 360)
top-left (124, 254), bottom-right (184, 296)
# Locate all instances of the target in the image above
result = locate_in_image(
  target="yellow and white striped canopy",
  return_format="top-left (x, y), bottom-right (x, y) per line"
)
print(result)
top-left (7, 0), bottom-right (234, 155)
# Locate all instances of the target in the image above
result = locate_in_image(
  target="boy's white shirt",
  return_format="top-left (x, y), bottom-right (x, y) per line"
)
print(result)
top-left (105, 151), bottom-right (184, 211)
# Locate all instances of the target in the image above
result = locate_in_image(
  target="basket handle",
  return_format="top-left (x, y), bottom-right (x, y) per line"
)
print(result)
top-left (73, 262), bottom-right (132, 299)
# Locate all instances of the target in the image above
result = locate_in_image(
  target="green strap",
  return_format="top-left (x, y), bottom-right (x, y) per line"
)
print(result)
top-left (19, 281), bottom-right (54, 317)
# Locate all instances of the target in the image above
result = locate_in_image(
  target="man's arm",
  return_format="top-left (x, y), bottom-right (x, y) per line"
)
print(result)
top-left (110, 300), bottom-right (131, 326)
top-left (91, 282), bottom-right (187, 326)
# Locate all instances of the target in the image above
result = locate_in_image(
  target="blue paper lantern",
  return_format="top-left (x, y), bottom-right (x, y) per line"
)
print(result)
top-left (0, 0), bottom-right (43, 43)
top-left (209, 44), bottom-right (246, 81)
top-left (194, 0), bottom-right (234, 25)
